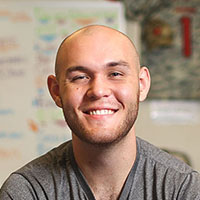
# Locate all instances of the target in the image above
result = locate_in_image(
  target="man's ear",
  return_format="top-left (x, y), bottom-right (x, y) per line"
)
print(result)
top-left (139, 66), bottom-right (151, 102)
top-left (47, 75), bottom-right (62, 108)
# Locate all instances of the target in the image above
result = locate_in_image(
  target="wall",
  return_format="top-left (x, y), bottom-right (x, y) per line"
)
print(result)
top-left (0, 0), bottom-right (199, 186)
top-left (136, 101), bottom-right (200, 171)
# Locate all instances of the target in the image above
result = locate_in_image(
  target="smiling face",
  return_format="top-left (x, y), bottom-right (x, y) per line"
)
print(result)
top-left (48, 26), bottom-right (150, 146)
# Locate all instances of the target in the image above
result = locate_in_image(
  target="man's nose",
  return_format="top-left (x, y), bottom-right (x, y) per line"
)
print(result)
top-left (86, 76), bottom-right (111, 100)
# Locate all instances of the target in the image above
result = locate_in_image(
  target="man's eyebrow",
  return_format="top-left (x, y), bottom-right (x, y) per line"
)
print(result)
top-left (66, 66), bottom-right (88, 73)
top-left (106, 60), bottom-right (130, 68)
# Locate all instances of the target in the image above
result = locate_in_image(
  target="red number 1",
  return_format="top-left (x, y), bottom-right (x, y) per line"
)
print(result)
top-left (181, 16), bottom-right (192, 57)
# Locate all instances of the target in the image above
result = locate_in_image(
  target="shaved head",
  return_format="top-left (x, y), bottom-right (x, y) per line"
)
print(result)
top-left (55, 25), bottom-right (140, 79)
top-left (48, 24), bottom-right (151, 147)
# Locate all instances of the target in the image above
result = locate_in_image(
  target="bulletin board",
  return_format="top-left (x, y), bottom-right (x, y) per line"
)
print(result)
top-left (125, 0), bottom-right (200, 100)
top-left (0, 1), bottom-right (126, 185)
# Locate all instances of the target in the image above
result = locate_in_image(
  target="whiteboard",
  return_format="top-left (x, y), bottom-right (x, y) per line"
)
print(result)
top-left (0, 1), bottom-right (126, 186)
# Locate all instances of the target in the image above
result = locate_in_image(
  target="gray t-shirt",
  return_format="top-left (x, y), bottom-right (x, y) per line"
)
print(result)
top-left (0, 137), bottom-right (200, 199)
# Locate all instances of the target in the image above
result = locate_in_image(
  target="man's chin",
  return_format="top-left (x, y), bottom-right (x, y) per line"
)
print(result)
top-left (74, 130), bottom-right (129, 147)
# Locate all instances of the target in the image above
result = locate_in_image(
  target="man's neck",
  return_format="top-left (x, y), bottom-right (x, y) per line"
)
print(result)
top-left (72, 130), bottom-right (137, 199)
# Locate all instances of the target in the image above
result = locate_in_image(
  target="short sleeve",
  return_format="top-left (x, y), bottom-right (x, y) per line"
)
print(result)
top-left (0, 173), bottom-right (38, 200)
top-left (178, 171), bottom-right (200, 200)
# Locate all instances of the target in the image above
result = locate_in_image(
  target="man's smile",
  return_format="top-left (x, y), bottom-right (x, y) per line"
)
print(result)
top-left (89, 109), bottom-right (115, 115)
top-left (83, 108), bottom-right (118, 116)
top-left (81, 107), bottom-right (119, 120)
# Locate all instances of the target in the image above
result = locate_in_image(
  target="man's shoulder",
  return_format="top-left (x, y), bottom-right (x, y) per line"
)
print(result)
top-left (16, 140), bottom-right (72, 176)
top-left (0, 140), bottom-right (75, 199)
top-left (133, 137), bottom-right (200, 199)
top-left (136, 137), bottom-right (195, 174)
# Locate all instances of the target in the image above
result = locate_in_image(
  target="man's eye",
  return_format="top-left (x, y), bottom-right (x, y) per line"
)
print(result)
top-left (72, 75), bottom-right (89, 82)
top-left (110, 72), bottom-right (123, 77)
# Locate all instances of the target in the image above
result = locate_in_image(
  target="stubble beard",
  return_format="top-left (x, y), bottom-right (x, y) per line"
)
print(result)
top-left (62, 94), bottom-right (139, 147)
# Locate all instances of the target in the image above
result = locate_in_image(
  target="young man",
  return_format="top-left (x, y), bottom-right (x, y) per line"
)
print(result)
top-left (0, 25), bottom-right (200, 199)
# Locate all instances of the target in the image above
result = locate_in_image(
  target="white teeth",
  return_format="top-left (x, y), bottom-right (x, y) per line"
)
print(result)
top-left (89, 110), bottom-right (114, 115)
top-left (108, 110), bottom-right (113, 114)
top-left (96, 110), bottom-right (101, 115)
